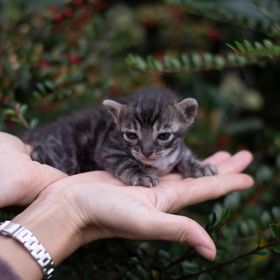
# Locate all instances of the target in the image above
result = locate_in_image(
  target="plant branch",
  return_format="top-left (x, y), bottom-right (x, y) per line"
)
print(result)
top-left (183, 240), bottom-right (280, 278)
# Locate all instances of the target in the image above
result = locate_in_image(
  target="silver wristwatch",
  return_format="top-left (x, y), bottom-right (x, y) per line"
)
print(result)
top-left (0, 220), bottom-right (55, 279)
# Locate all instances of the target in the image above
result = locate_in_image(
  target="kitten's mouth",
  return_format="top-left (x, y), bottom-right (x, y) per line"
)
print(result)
top-left (141, 157), bottom-right (156, 163)
top-left (132, 151), bottom-right (161, 162)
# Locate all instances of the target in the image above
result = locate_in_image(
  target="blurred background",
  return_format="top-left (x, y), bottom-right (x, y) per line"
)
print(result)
top-left (0, 0), bottom-right (280, 279)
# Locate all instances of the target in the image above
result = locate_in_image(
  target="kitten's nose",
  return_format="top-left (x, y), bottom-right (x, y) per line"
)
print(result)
top-left (141, 148), bottom-right (153, 158)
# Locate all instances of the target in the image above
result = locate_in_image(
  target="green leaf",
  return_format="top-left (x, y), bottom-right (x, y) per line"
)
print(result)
top-left (147, 56), bottom-right (163, 71)
top-left (181, 54), bottom-right (190, 68)
top-left (198, 274), bottom-right (213, 280)
top-left (255, 248), bottom-right (270, 256)
top-left (44, 80), bottom-right (55, 90)
top-left (203, 53), bottom-right (214, 68)
top-left (224, 192), bottom-right (241, 209)
top-left (151, 270), bottom-right (160, 279)
top-left (261, 211), bottom-right (272, 227)
top-left (163, 55), bottom-right (181, 70)
top-left (227, 39), bottom-right (280, 59)
top-left (272, 244), bottom-right (280, 254)
top-left (270, 224), bottom-right (280, 239)
top-left (221, 208), bottom-right (230, 223)
top-left (226, 52), bottom-right (238, 64)
top-left (236, 55), bottom-right (248, 66)
top-left (29, 119), bottom-right (39, 129)
top-left (256, 165), bottom-right (273, 182)
top-left (3, 109), bottom-right (16, 116)
top-left (158, 249), bottom-right (170, 259)
top-left (181, 261), bottom-right (200, 274)
top-left (32, 91), bottom-right (43, 100)
top-left (206, 211), bottom-right (217, 229)
top-left (191, 53), bottom-right (202, 68)
top-left (214, 55), bottom-right (226, 69)
top-left (37, 83), bottom-right (46, 93)
top-left (136, 265), bottom-right (148, 279)
top-left (263, 40), bottom-right (273, 49)
top-left (244, 40), bottom-right (253, 52)
top-left (272, 207), bottom-right (280, 221)
top-left (240, 221), bottom-right (250, 235)
top-left (19, 104), bottom-right (28, 116)
top-left (235, 41), bottom-right (246, 53)
top-left (126, 55), bottom-right (147, 71)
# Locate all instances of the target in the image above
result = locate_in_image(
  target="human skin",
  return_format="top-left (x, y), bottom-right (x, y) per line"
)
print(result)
top-left (0, 132), bottom-right (66, 207)
top-left (0, 132), bottom-right (254, 280)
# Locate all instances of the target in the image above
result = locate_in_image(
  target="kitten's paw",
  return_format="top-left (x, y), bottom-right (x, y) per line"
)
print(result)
top-left (130, 173), bottom-right (159, 187)
top-left (191, 163), bottom-right (218, 178)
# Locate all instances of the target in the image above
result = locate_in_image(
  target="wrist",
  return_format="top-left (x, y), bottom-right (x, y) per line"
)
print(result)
top-left (13, 191), bottom-right (84, 265)
top-left (0, 189), bottom-right (85, 280)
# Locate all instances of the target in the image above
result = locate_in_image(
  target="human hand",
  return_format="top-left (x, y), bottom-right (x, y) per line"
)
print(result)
top-left (35, 150), bottom-right (253, 262)
top-left (0, 132), bottom-right (67, 207)
top-left (0, 132), bottom-right (253, 260)
top-left (0, 150), bottom-right (253, 280)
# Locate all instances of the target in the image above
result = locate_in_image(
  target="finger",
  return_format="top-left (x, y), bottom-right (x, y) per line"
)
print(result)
top-left (185, 173), bottom-right (254, 206)
top-left (145, 213), bottom-right (216, 260)
top-left (0, 132), bottom-right (25, 152)
top-left (217, 150), bottom-right (253, 174)
top-left (160, 173), bottom-right (183, 181)
top-left (147, 150), bottom-right (250, 181)
top-left (159, 173), bottom-right (254, 212)
top-left (160, 151), bottom-right (232, 182)
top-left (24, 144), bottom-right (33, 155)
top-left (203, 151), bottom-right (231, 165)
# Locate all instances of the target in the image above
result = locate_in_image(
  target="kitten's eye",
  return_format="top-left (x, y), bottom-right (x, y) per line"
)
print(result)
top-left (158, 132), bottom-right (172, 141)
top-left (123, 132), bottom-right (138, 141)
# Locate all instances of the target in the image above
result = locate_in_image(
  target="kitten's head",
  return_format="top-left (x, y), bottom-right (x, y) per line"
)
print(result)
top-left (103, 88), bottom-right (198, 165)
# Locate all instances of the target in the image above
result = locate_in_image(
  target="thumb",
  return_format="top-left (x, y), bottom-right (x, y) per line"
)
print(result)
top-left (147, 213), bottom-right (216, 260)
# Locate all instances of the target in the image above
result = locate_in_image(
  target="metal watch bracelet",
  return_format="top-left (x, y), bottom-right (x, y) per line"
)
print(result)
top-left (0, 220), bottom-right (55, 279)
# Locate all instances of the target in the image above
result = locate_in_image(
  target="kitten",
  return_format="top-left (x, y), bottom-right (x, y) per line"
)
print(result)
top-left (22, 88), bottom-right (217, 187)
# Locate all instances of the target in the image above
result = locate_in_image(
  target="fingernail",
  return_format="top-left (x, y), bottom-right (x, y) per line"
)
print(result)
top-left (195, 245), bottom-right (216, 260)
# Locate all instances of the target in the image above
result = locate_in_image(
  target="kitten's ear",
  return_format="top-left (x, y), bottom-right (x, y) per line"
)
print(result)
top-left (103, 99), bottom-right (125, 123)
top-left (175, 98), bottom-right (198, 125)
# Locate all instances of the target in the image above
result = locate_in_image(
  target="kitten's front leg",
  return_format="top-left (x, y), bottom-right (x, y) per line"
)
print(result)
top-left (176, 147), bottom-right (218, 178)
top-left (101, 154), bottom-right (159, 187)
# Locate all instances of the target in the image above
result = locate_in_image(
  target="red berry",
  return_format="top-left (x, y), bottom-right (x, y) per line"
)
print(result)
top-left (218, 135), bottom-right (230, 147)
top-left (39, 59), bottom-right (50, 70)
top-left (63, 8), bottom-right (74, 17)
top-left (207, 27), bottom-right (222, 40)
top-left (53, 13), bottom-right (64, 22)
top-left (75, 0), bottom-right (83, 5)
top-left (69, 54), bottom-right (81, 64)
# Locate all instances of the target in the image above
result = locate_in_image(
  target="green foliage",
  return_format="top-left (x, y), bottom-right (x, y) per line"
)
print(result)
top-left (125, 0), bottom-right (280, 73)
top-left (1, 0), bottom-right (280, 279)
top-left (166, 0), bottom-right (280, 37)
top-left (126, 52), bottom-right (258, 72)
top-left (227, 39), bottom-right (280, 58)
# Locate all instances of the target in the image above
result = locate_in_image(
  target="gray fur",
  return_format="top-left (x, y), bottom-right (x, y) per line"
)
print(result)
top-left (21, 88), bottom-right (217, 187)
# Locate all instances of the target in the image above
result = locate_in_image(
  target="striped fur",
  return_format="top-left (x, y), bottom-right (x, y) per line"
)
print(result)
top-left (22, 88), bottom-right (217, 187)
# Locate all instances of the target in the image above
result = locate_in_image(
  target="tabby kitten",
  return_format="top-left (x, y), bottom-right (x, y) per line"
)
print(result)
top-left (22, 88), bottom-right (217, 187)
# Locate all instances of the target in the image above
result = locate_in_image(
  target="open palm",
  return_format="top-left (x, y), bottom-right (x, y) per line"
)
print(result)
top-left (43, 150), bottom-right (253, 260)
